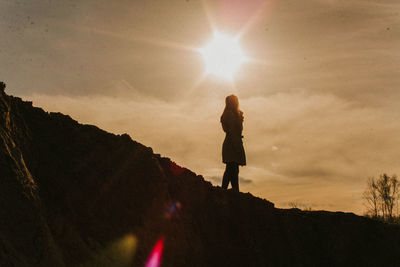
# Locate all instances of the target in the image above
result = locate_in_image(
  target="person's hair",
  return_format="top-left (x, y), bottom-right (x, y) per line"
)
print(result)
top-left (221, 94), bottom-right (243, 122)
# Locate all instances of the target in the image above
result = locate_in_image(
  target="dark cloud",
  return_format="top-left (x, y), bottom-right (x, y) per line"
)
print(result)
top-left (239, 176), bottom-right (253, 184)
top-left (282, 168), bottom-right (333, 179)
top-left (206, 176), bottom-right (252, 184)
top-left (205, 176), bottom-right (253, 186)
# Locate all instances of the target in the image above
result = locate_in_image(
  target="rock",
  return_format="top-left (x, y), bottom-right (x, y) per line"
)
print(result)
top-left (0, 81), bottom-right (5, 93)
top-left (1, 89), bottom-right (400, 267)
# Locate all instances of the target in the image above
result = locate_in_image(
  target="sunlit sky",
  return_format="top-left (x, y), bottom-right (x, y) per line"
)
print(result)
top-left (1, 0), bottom-right (400, 214)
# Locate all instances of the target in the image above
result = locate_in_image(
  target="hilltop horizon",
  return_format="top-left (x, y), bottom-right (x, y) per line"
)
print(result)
top-left (2, 86), bottom-right (400, 266)
top-left (1, 0), bottom-right (400, 215)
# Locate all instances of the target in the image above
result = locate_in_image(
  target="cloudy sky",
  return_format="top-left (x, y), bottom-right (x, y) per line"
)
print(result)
top-left (1, 0), bottom-right (399, 213)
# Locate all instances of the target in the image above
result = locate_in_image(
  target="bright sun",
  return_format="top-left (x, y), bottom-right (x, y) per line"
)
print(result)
top-left (200, 33), bottom-right (246, 80)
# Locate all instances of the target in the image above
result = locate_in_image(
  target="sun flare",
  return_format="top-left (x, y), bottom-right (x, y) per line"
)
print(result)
top-left (200, 33), bottom-right (246, 80)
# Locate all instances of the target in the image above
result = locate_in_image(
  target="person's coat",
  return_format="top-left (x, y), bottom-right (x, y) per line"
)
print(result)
top-left (221, 110), bottom-right (246, 166)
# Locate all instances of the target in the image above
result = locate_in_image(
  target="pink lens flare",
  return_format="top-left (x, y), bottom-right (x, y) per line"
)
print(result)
top-left (145, 237), bottom-right (164, 267)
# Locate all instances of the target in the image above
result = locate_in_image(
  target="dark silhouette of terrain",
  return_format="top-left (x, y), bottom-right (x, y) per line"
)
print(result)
top-left (1, 85), bottom-right (400, 266)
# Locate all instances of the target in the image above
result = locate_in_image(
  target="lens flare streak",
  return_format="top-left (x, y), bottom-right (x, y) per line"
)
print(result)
top-left (145, 237), bottom-right (165, 267)
top-left (165, 201), bottom-right (182, 219)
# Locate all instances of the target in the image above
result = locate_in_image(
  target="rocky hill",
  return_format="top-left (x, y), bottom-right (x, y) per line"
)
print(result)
top-left (1, 83), bottom-right (400, 267)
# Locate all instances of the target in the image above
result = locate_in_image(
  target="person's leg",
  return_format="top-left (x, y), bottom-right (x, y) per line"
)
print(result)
top-left (222, 163), bottom-right (231, 189)
top-left (230, 163), bottom-right (239, 192)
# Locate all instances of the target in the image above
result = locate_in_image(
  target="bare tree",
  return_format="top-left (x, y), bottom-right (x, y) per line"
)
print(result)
top-left (288, 202), bottom-right (298, 209)
top-left (376, 174), bottom-right (399, 220)
top-left (363, 177), bottom-right (379, 218)
top-left (363, 174), bottom-right (399, 221)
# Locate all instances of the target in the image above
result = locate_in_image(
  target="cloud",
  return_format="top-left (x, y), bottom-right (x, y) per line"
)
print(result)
top-left (239, 176), bottom-right (253, 184)
top-left (207, 176), bottom-right (221, 184)
top-left (23, 88), bottom-right (400, 214)
top-left (3, 0), bottom-right (400, 215)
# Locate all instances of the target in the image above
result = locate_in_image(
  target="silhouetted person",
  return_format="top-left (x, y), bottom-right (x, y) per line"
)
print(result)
top-left (221, 94), bottom-right (246, 192)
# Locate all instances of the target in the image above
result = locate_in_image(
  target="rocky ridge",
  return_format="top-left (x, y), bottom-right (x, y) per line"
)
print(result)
top-left (1, 84), bottom-right (400, 266)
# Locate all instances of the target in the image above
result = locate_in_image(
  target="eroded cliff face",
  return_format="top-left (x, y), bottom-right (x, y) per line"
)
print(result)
top-left (1, 87), bottom-right (400, 267)
top-left (0, 89), bottom-right (65, 266)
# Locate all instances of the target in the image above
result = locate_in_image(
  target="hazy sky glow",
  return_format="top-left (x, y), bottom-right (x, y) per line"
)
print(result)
top-left (1, 0), bottom-right (400, 213)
